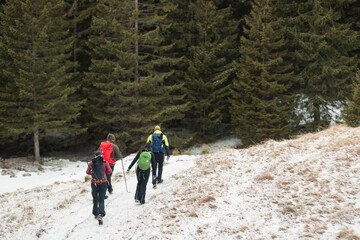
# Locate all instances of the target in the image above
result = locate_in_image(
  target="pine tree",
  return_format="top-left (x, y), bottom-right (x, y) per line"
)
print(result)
top-left (137, 0), bottom-right (186, 135)
top-left (184, 0), bottom-right (237, 139)
top-left (342, 71), bottom-right (360, 127)
top-left (0, 0), bottom-right (84, 161)
top-left (289, 0), bottom-right (359, 130)
top-left (230, 0), bottom-right (295, 146)
top-left (85, 0), bottom-right (182, 152)
top-left (66, 0), bottom-right (98, 74)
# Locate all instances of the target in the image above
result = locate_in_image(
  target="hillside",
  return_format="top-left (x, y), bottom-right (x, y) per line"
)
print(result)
top-left (0, 125), bottom-right (359, 240)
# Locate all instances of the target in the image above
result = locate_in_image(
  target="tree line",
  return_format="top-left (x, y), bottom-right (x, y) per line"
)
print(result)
top-left (0, 0), bottom-right (359, 160)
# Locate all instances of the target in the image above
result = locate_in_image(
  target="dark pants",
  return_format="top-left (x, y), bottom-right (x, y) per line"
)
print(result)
top-left (135, 167), bottom-right (150, 204)
top-left (152, 152), bottom-right (164, 184)
top-left (91, 182), bottom-right (107, 217)
top-left (107, 163), bottom-right (115, 193)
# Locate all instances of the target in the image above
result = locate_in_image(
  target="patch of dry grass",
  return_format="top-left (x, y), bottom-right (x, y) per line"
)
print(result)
top-left (36, 228), bottom-right (46, 238)
top-left (337, 227), bottom-right (360, 240)
top-left (199, 195), bottom-right (215, 204)
top-left (188, 211), bottom-right (198, 217)
top-left (255, 173), bottom-right (274, 181)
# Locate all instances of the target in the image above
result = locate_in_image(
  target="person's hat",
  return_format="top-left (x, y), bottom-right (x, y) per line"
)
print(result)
top-left (154, 125), bottom-right (161, 131)
top-left (107, 133), bottom-right (116, 142)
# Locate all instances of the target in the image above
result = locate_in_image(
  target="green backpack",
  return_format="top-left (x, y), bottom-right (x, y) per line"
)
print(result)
top-left (138, 151), bottom-right (152, 170)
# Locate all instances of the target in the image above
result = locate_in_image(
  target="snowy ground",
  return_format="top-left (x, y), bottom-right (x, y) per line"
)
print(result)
top-left (0, 125), bottom-right (360, 240)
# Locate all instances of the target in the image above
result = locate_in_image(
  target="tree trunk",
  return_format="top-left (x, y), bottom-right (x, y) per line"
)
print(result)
top-left (34, 128), bottom-right (40, 162)
top-left (134, 0), bottom-right (139, 99)
top-left (313, 101), bottom-right (320, 129)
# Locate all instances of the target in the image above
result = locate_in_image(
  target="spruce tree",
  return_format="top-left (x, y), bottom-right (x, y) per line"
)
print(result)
top-left (86, 0), bottom-right (182, 152)
top-left (184, 0), bottom-right (237, 139)
top-left (230, 0), bottom-right (294, 146)
top-left (342, 71), bottom-right (360, 127)
top-left (0, 0), bottom-right (84, 161)
top-left (289, 0), bottom-right (359, 130)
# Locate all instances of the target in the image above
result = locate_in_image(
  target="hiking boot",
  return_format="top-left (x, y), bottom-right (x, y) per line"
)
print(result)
top-left (158, 179), bottom-right (163, 184)
top-left (153, 184), bottom-right (157, 189)
top-left (98, 214), bottom-right (103, 225)
top-left (104, 195), bottom-right (108, 199)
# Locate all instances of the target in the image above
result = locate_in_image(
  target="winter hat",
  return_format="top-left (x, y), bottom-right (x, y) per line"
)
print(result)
top-left (154, 125), bottom-right (161, 131)
top-left (107, 133), bottom-right (116, 143)
top-left (93, 151), bottom-right (103, 162)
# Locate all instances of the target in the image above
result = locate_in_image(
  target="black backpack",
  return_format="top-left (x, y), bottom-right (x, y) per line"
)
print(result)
top-left (91, 156), bottom-right (107, 185)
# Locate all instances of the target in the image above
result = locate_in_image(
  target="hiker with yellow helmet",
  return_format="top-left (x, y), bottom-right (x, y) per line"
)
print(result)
top-left (146, 125), bottom-right (170, 189)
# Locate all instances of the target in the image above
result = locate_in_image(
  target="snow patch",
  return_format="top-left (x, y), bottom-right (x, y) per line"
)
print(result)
top-left (0, 125), bottom-right (359, 240)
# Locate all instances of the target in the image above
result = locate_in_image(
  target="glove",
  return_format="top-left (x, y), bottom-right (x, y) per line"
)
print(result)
top-left (127, 168), bottom-right (130, 172)
top-left (153, 175), bottom-right (157, 179)
top-left (166, 156), bottom-right (170, 161)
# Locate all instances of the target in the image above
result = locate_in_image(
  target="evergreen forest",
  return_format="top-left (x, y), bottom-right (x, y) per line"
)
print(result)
top-left (0, 0), bottom-right (359, 160)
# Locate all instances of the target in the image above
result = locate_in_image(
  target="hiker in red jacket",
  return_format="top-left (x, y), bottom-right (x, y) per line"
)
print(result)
top-left (86, 151), bottom-right (112, 222)
top-left (99, 133), bottom-right (122, 196)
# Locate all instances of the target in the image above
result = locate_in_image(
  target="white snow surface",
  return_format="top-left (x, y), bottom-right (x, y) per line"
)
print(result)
top-left (1, 125), bottom-right (360, 240)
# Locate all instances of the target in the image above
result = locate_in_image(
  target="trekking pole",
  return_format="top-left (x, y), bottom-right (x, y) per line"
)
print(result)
top-left (120, 157), bottom-right (129, 193)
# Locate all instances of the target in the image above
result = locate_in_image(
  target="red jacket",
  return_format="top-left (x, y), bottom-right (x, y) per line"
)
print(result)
top-left (86, 161), bottom-right (112, 184)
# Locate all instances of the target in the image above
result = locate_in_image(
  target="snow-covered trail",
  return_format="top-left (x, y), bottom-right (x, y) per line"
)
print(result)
top-left (1, 126), bottom-right (360, 240)
top-left (39, 155), bottom-right (198, 240)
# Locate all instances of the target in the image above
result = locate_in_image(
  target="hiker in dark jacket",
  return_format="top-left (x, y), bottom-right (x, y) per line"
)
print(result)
top-left (99, 133), bottom-right (122, 196)
top-left (126, 142), bottom-right (156, 205)
top-left (146, 125), bottom-right (170, 188)
top-left (86, 151), bottom-right (112, 220)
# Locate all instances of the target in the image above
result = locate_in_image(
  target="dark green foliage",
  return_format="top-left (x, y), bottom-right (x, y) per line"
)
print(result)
top-left (0, 0), bottom-right (359, 157)
top-left (85, 0), bottom-right (185, 153)
top-left (342, 72), bottom-right (360, 127)
top-left (0, 0), bottom-right (85, 160)
top-left (289, 0), bottom-right (359, 130)
top-left (231, 0), bottom-right (295, 146)
top-left (184, 0), bottom-right (237, 138)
